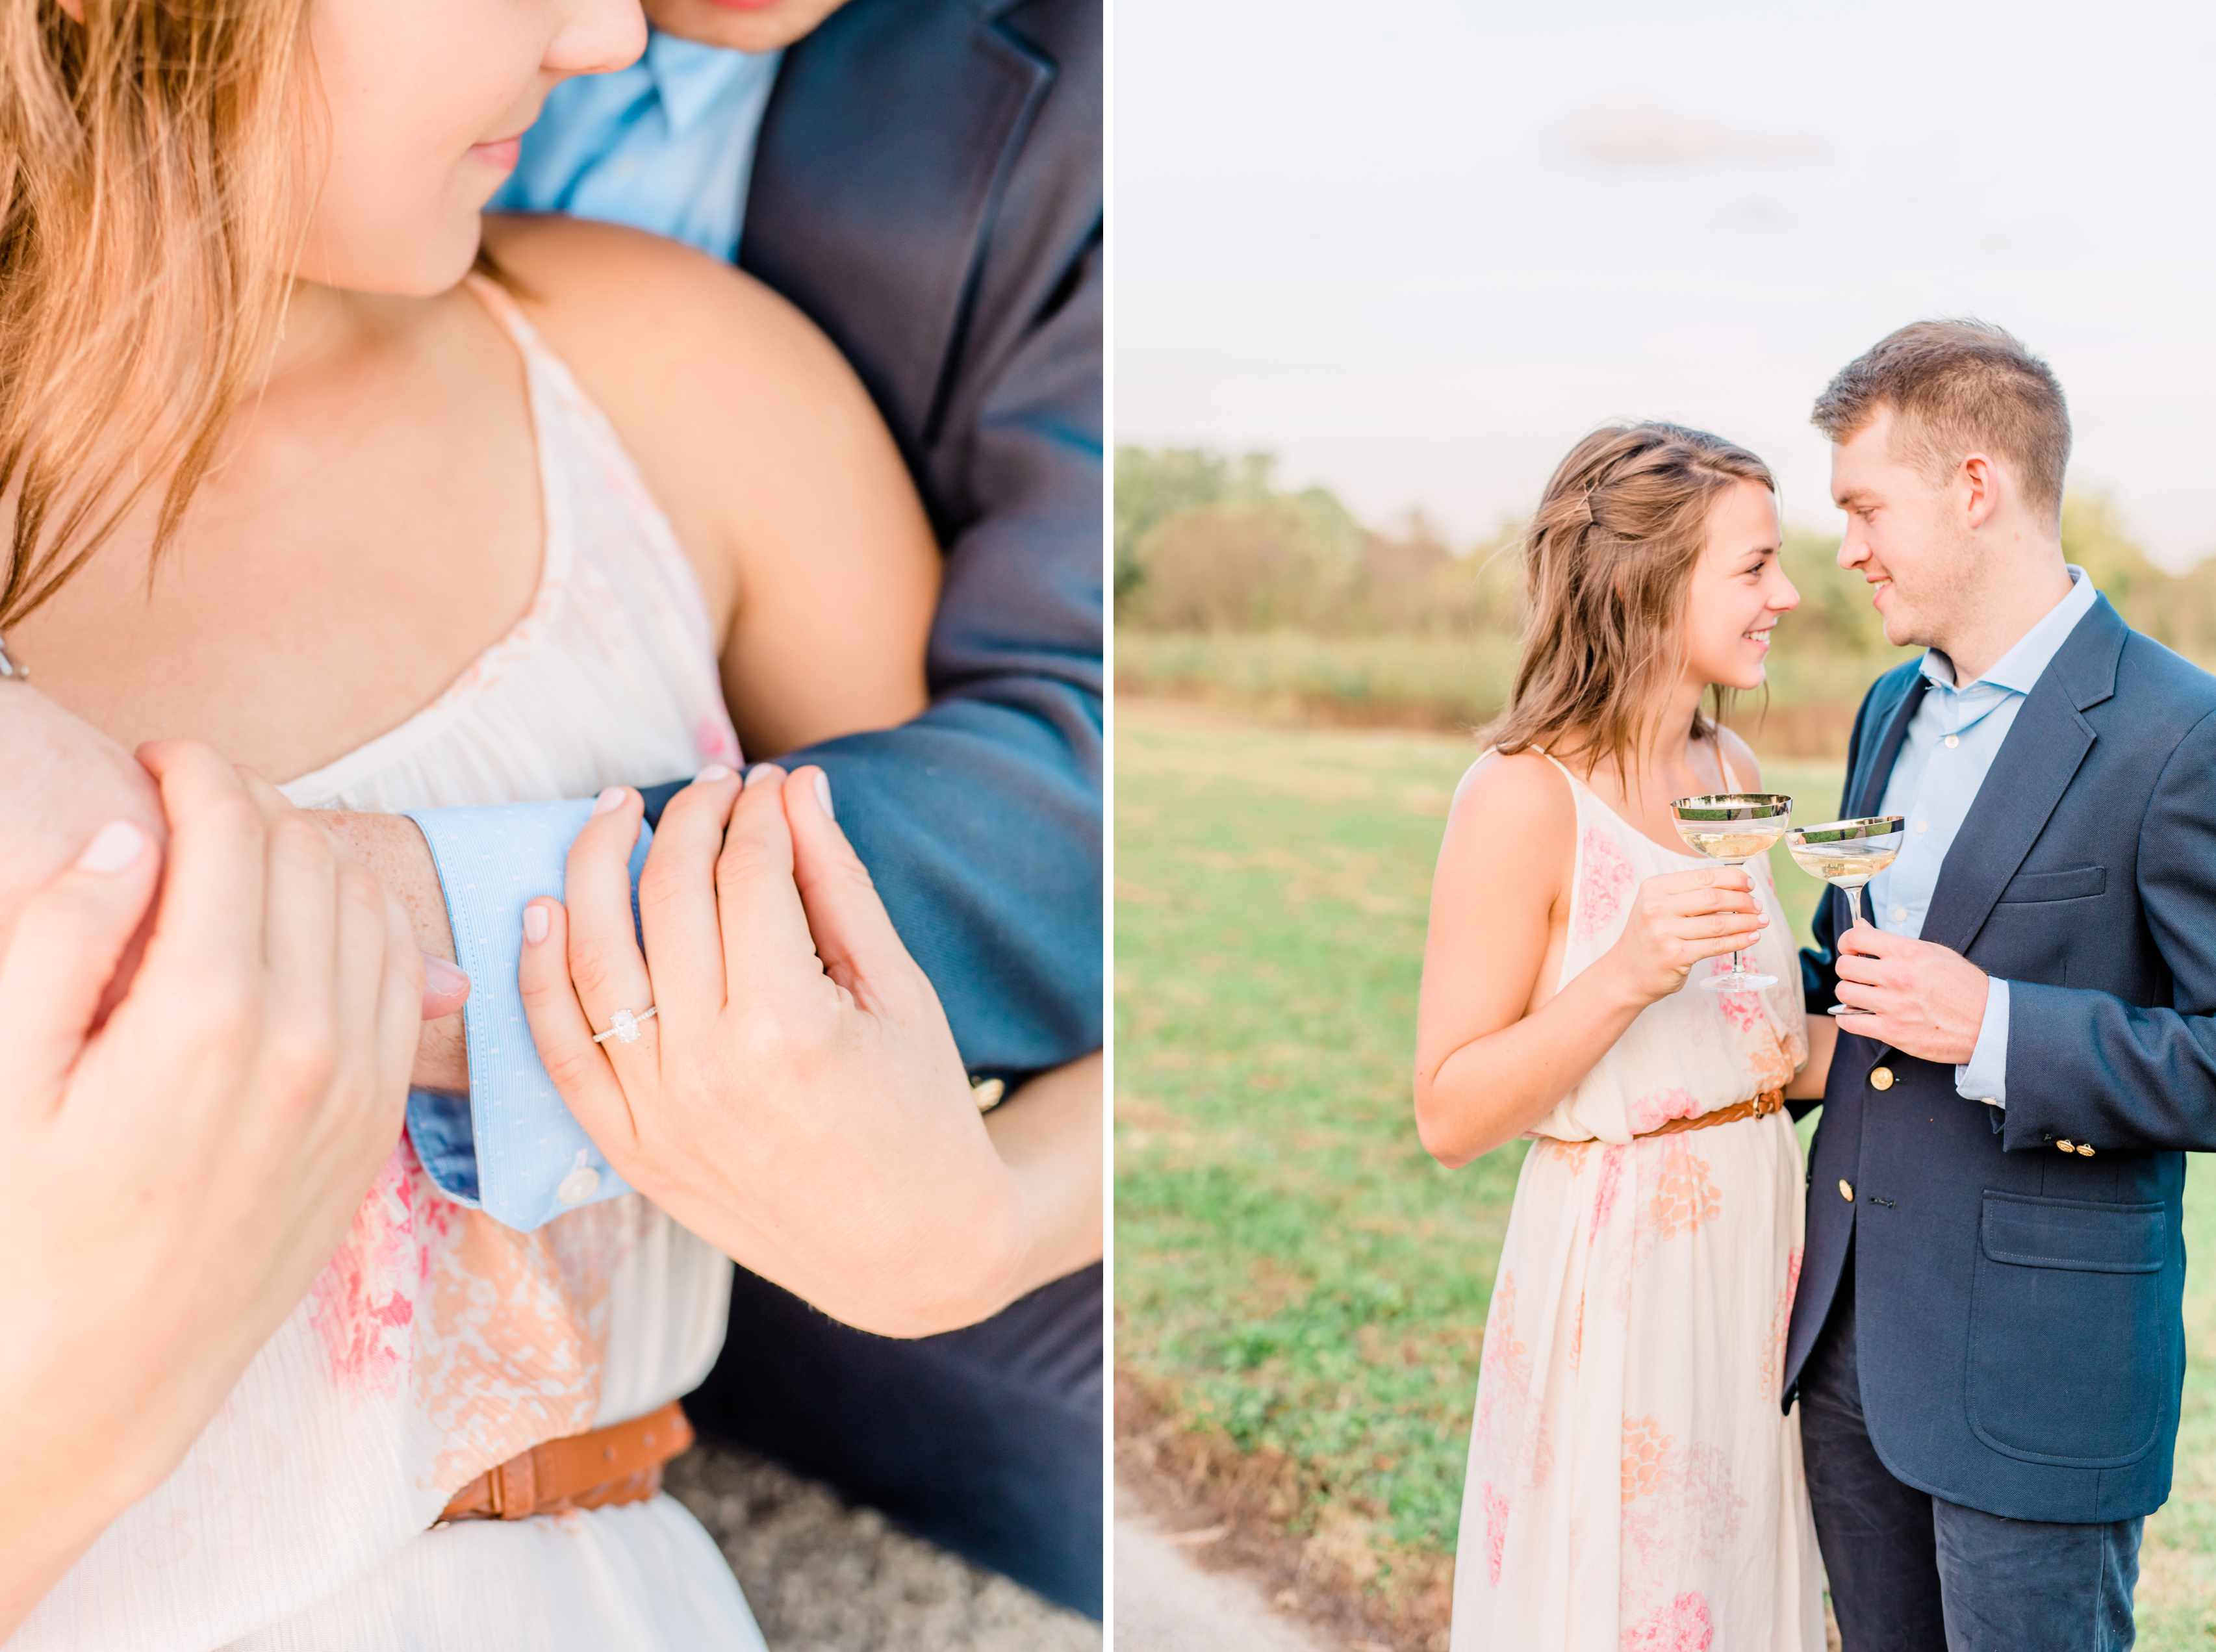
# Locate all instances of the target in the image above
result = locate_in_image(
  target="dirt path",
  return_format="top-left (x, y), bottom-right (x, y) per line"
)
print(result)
top-left (1114, 1486), bottom-right (1344, 1652)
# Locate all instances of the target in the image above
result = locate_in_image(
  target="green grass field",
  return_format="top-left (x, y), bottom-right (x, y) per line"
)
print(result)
top-left (1114, 696), bottom-right (2216, 1642)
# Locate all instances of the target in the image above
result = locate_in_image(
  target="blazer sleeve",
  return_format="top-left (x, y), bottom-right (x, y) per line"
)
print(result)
top-left (644, 231), bottom-right (1105, 1077)
top-left (1998, 705), bottom-right (2216, 1153)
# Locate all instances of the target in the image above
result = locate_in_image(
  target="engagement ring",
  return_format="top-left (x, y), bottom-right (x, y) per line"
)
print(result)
top-left (592, 1005), bottom-right (657, 1045)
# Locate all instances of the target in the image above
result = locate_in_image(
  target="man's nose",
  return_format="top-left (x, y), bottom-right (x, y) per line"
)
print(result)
top-left (1836, 531), bottom-right (1865, 570)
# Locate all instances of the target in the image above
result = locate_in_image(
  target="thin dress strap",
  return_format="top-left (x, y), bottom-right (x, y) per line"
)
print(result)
top-left (1526, 744), bottom-right (1578, 785)
top-left (1712, 734), bottom-right (1743, 794)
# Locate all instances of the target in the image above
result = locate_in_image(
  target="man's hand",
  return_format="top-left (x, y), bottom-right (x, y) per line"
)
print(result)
top-left (516, 765), bottom-right (1029, 1340)
top-left (0, 684), bottom-right (467, 1038)
top-left (314, 812), bottom-right (470, 1086)
top-left (1833, 919), bottom-right (1991, 1065)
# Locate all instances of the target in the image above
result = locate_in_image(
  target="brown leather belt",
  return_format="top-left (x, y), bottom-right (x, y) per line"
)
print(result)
top-left (1636, 1087), bottom-right (1786, 1140)
top-left (435, 1401), bottom-right (693, 1525)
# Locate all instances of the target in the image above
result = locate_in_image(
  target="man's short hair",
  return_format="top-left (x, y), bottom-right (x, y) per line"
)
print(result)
top-left (1812, 320), bottom-right (2070, 522)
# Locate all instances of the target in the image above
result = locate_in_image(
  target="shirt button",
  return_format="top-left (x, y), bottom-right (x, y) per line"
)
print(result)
top-left (1944, 735), bottom-right (1961, 748)
top-left (557, 1163), bottom-right (602, 1206)
top-left (1870, 1066), bottom-right (1894, 1091)
top-left (1839, 1178), bottom-right (1855, 1202)
top-left (1914, 820), bottom-right (1929, 834)
top-left (1891, 906), bottom-right (1907, 924)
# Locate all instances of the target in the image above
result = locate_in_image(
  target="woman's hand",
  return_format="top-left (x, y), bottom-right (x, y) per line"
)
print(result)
top-left (0, 743), bottom-right (425, 1638)
top-left (1603, 866), bottom-right (1768, 1004)
top-left (518, 766), bottom-right (1029, 1340)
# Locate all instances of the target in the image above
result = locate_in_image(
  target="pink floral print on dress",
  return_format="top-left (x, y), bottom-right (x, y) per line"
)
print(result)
top-left (1642, 1139), bottom-right (1722, 1241)
top-left (1622, 1592), bottom-right (1714, 1652)
top-left (1627, 1087), bottom-right (1698, 1135)
top-left (1574, 823), bottom-right (1637, 941)
top-left (1483, 1484), bottom-right (1509, 1587)
top-left (308, 1138), bottom-right (422, 1399)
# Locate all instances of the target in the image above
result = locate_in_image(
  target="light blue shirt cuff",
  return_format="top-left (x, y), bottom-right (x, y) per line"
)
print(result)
top-left (402, 800), bottom-right (651, 1230)
top-left (1955, 976), bottom-right (2011, 1106)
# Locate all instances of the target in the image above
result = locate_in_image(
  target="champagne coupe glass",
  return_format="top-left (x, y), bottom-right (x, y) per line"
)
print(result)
top-left (1669, 792), bottom-right (1794, 992)
top-left (1785, 815), bottom-right (1907, 1015)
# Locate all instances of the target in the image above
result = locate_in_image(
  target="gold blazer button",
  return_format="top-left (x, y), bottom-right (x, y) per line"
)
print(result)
top-left (1838, 1179), bottom-right (1855, 1202)
top-left (1870, 1066), bottom-right (1894, 1091)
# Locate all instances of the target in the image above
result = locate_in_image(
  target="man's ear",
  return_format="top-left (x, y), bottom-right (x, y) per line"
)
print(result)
top-left (1959, 452), bottom-right (2000, 531)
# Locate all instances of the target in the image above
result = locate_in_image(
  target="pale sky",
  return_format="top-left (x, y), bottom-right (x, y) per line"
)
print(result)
top-left (1115, 0), bottom-right (2216, 566)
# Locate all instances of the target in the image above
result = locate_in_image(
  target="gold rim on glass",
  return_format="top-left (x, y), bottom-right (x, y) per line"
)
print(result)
top-left (1668, 792), bottom-right (1792, 993)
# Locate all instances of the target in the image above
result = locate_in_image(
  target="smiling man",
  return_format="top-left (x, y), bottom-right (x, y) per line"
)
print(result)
top-left (1788, 320), bottom-right (2216, 1651)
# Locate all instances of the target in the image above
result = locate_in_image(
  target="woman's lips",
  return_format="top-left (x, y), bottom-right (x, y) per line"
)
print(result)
top-left (469, 135), bottom-right (523, 170)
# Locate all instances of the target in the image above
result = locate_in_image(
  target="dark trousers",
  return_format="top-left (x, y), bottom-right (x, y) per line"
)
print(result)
top-left (685, 1260), bottom-right (1104, 1619)
top-left (1798, 1249), bottom-right (2141, 1651)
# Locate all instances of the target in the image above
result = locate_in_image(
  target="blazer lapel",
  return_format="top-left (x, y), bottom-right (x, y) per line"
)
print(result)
top-left (1829, 671), bottom-right (1925, 941)
top-left (1917, 598), bottom-right (2126, 958)
top-left (1850, 671), bottom-right (1928, 819)
top-left (741, 0), bottom-right (1054, 447)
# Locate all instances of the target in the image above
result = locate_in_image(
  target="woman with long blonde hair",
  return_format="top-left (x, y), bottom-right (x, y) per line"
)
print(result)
top-left (0, 0), bottom-right (992, 1644)
top-left (1416, 424), bottom-right (1833, 1648)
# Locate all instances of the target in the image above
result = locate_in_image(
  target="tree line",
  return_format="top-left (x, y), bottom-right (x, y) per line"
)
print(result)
top-left (1117, 445), bottom-right (2216, 670)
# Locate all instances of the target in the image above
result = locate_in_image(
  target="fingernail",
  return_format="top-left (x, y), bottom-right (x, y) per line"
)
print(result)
top-left (592, 786), bottom-right (626, 816)
top-left (813, 770), bottom-right (834, 820)
top-left (695, 763), bottom-right (735, 785)
top-left (423, 954), bottom-right (469, 993)
top-left (523, 903), bottom-right (550, 945)
top-left (745, 764), bottom-right (783, 790)
top-left (77, 820), bottom-right (147, 873)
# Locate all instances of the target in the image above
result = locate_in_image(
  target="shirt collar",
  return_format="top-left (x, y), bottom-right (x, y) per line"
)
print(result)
top-left (641, 29), bottom-right (776, 137)
top-left (1918, 565), bottom-right (2097, 696)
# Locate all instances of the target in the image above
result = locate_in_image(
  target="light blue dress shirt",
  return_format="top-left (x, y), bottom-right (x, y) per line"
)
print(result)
top-left (1870, 566), bottom-right (2098, 1107)
top-left (490, 32), bottom-right (783, 264)
top-left (405, 36), bottom-right (778, 1230)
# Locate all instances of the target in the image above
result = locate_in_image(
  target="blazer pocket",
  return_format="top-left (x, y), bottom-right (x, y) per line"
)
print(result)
top-left (1967, 1192), bottom-right (2167, 1468)
top-left (1995, 864), bottom-right (2106, 904)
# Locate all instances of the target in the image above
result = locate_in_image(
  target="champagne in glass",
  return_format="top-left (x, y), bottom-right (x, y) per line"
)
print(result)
top-left (1668, 792), bottom-right (1794, 992)
top-left (1786, 816), bottom-right (1906, 1016)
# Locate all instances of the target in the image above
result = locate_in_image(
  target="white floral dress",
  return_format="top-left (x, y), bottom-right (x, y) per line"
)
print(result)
top-left (10, 277), bottom-right (763, 1651)
top-left (1449, 748), bottom-right (1825, 1652)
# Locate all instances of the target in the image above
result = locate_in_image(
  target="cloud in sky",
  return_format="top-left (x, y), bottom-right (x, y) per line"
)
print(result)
top-left (1555, 103), bottom-right (1828, 171)
top-left (1117, 0), bottom-right (2216, 570)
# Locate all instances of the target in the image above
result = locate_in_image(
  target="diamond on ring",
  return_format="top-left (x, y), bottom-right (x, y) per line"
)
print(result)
top-left (592, 1004), bottom-right (658, 1045)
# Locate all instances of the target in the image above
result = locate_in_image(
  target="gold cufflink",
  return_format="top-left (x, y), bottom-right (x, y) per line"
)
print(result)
top-left (971, 1076), bottom-right (1007, 1112)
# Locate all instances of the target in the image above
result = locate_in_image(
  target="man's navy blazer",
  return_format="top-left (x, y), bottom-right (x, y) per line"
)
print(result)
top-left (642, 0), bottom-right (1104, 1074)
top-left (1790, 594), bottom-right (2216, 1522)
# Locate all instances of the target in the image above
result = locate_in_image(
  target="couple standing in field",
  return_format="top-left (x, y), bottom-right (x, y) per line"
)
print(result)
top-left (1420, 321), bottom-right (2216, 1651)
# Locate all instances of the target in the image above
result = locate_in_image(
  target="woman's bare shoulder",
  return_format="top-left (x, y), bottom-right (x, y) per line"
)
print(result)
top-left (1445, 748), bottom-right (1575, 857)
top-left (472, 215), bottom-right (882, 621)
top-left (477, 214), bottom-right (828, 383)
